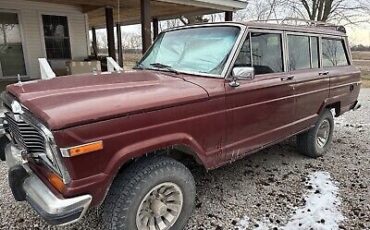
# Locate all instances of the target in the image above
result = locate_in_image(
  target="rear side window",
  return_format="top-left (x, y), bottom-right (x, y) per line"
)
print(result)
top-left (322, 38), bottom-right (349, 67)
top-left (288, 35), bottom-right (320, 71)
top-left (288, 35), bottom-right (311, 70)
top-left (235, 32), bottom-right (283, 75)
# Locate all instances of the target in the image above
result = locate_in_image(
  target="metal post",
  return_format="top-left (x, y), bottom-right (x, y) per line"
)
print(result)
top-left (105, 6), bottom-right (116, 60)
top-left (153, 18), bottom-right (159, 41)
top-left (225, 11), bottom-right (233, 21)
top-left (92, 27), bottom-right (98, 59)
top-left (116, 23), bottom-right (123, 67)
top-left (141, 0), bottom-right (152, 54)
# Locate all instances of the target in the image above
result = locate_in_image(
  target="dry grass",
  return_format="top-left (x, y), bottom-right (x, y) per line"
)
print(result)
top-left (352, 51), bottom-right (370, 60)
top-left (362, 73), bottom-right (370, 88)
top-left (123, 52), bottom-right (142, 70)
top-left (352, 51), bottom-right (370, 88)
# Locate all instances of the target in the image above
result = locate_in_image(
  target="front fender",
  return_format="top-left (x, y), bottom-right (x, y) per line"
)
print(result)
top-left (105, 133), bottom-right (206, 176)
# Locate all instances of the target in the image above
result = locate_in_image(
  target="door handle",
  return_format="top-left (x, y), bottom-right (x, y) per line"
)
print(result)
top-left (281, 76), bottom-right (294, 81)
top-left (319, 71), bottom-right (330, 76)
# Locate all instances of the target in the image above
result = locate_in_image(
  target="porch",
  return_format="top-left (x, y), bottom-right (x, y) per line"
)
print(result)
top-left (0, 0), bottom-right (247, 81)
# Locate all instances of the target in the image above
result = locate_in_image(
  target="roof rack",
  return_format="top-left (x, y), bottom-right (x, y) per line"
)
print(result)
top-left (251, 17), bottom-right (346, 33)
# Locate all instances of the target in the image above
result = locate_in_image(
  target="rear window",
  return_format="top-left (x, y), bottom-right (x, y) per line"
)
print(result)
top-left (322, 38), bottom-right (349, 67)
top-left (288, 35), bottom-right (320, 71)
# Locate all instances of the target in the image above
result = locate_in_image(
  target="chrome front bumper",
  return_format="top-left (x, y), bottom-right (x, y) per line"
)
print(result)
top-left (5, 144), bottom-right (92, 226)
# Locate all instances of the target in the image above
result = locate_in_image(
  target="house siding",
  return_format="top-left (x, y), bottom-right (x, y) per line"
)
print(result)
top-left (0, 0), bottom-right (89, 79)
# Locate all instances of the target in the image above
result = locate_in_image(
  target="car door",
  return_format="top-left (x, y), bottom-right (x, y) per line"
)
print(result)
top-left (223, 31), bottom-right (296, 162)
top-left (287, 34), bottom-right (330, 130)
top-left (321, 37), bottom-right (361, 111)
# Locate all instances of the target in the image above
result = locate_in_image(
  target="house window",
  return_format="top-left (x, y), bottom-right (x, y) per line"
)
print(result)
top-left (42, 15), bottom-right (71, 59)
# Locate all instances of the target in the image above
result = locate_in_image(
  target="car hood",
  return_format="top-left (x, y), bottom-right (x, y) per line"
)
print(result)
top-left (6, 71), bottom-right (209, 130)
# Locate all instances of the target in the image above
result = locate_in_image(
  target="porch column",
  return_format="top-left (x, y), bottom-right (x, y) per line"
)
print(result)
top-left (116, 23), bottom-right (124, 67)
top-left (105, 6), bottom-right (116, 60)
top-left (153, 18), bottom-right (159, 41)
top-left (92, 27), bottom-right (98, 59)
top-left (141, 0), bottom-right (152, 54)
top-left (225, 11), bottom-right (233, 21)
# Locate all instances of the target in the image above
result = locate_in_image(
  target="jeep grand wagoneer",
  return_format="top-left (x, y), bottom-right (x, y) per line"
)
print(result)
top-left (0, 21), bottom-right (361, 230)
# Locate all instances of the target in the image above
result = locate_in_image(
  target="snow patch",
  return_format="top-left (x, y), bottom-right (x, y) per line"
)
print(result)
top-left (237, 171), bottom-right (344, 230)
top-left (236, 216), bottom-right (250, 230)
top-left (284, 171), bottom-right (344, 230)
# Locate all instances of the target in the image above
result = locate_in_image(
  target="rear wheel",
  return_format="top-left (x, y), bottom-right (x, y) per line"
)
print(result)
top-left (102, 156), bottom-right (196, 230)
top-left (297, 109), bottom-right (334, 158)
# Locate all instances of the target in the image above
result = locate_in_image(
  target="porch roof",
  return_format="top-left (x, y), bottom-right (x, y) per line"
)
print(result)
top-left (27, 0), bottom-right (247, 27)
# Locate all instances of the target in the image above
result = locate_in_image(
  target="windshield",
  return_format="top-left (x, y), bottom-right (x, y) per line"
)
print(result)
top-left (137, 26), bottom-right (241, 76)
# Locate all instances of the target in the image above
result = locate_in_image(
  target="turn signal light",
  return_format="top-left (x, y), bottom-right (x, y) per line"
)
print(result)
top-left (67, 141), bottom-right (104, 157)
top-left (48, 172), bottom-right (65, 192)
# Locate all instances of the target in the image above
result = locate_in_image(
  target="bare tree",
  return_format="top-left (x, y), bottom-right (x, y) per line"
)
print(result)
top-left (234, 0), bottom-right (370, 25)
top-left (0, 23), bottom-right (16, 54)
top-left (179, 16), bottom-right (209, 25)
top-left (234, 0), bottom-right (287, 21)
top-left (286, 0), bottom-right (370, 24)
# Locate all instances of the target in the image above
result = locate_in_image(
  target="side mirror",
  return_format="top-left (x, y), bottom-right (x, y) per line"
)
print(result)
top-left (229, 67), bottom-right (255, 87)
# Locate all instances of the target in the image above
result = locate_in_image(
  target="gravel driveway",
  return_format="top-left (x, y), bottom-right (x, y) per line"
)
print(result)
top-left (0, 89), bottom-right (369, 230)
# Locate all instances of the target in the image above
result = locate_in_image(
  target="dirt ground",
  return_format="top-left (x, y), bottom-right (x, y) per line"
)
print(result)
top-left (0, 89), bottom-right (369, 230)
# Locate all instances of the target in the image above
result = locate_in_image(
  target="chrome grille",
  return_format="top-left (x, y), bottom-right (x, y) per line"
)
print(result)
top-left (5, 113), bottom-right (46, 154)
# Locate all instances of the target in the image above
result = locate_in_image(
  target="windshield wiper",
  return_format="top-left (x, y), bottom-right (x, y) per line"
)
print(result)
top-left (133, 63), bottom-right (147, 70)
top-left (150, 63), bottom-right (179, 74)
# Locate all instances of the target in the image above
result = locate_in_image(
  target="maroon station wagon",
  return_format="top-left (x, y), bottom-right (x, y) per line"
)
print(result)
top-left (0, 21), bottom-right (361, 230)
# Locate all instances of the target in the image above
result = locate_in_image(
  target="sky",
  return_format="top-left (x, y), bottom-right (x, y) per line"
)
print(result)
top-left (347, 23), bottom-right (370, 46)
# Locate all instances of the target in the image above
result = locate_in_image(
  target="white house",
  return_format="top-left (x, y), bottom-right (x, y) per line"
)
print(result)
top-left (0, 0), bottom-right (247, 80)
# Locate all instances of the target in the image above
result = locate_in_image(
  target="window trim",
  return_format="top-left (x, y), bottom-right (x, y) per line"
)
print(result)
top-left (233, 29), bottom-right (286, 76)
top-left (228, 28), bottom-right (351, 79)
top-left (39, 13), bottom-right (72, 60)
top-left (311, 36), bottom-right (321, 68)
top-left (286, 34), bottom-right (312, 71)
top-left (285, 31), bottom-right (322, 72)
top-left (141, 23), bottom-right (247, 79)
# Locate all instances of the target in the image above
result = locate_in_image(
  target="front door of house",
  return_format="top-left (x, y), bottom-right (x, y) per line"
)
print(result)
top-left (0, 12), bottom-right (26, 78)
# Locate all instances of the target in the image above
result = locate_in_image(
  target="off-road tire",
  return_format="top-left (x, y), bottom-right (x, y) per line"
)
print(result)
top-left (297, 109), bottom-right (334, 158)
top-left (102, 156), bottom-right (196, 230)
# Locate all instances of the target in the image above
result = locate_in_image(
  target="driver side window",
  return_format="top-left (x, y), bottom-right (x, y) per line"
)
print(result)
top-left (235, 32), bottom-right (284, 75)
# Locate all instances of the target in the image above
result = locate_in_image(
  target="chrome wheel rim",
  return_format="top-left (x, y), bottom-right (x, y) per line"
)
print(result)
top-left (136, 182), bottom-right (183, 230)
top-left (316, 119), bottom-right (331, 148)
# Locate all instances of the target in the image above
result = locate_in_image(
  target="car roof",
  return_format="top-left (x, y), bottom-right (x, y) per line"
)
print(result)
top-left (168, 21), bottom-right (347, 37)
top-left (243, 21), bottom-right (346, 36)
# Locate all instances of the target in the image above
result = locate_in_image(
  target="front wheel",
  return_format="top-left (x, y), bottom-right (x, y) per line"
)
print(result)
top-left (297, 109), bottom-right (334, 158)
top-left (102, 156), bottom-right (196, 230)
